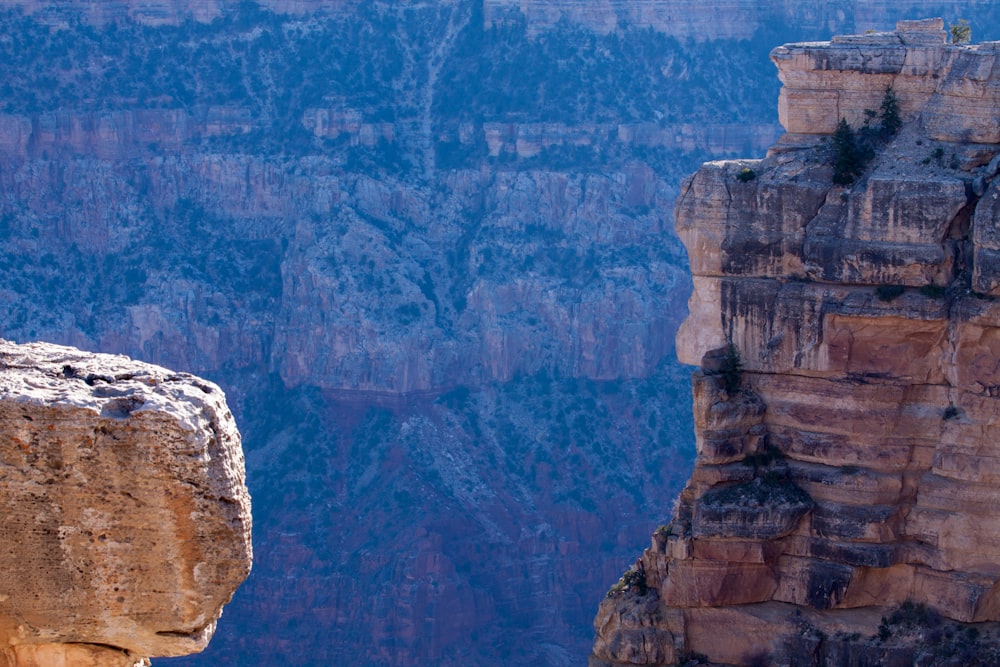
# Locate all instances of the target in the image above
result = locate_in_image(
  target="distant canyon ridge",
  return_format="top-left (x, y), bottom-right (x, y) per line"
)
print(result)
top-left (6, 0), bottom-right (999, 37)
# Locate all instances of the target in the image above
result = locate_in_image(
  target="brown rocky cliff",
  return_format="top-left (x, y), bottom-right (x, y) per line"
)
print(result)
top-left (592, 19), bottom-right (1000, 666)
top-left (0, 339), bottom-right (251, 667)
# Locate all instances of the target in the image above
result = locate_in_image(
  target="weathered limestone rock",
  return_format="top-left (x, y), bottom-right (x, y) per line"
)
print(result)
top-left (773, 18), bottom-right (1000, 144)
top-left (972, 178), bottom-right (1000, 294)
top-left (593, 20), bottom-right (1000, 666)
top-left (0, 340), bottom-right (252, 665)
top-left (1, 644), bottom-right (146, 667)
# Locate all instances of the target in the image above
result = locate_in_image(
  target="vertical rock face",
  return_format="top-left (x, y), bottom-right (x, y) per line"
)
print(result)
top-left (0, 340), bottom-right (252, 666)
top-left (593, 19), bottom-right (1000, 666)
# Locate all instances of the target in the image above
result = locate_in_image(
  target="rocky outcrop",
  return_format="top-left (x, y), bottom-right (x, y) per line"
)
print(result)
top-left (592, 20), bottom-right (1000, 666)
top-left (0, 340), bottom-right (251, 666)
top-left (773, 18), bottom-right (1000, 142)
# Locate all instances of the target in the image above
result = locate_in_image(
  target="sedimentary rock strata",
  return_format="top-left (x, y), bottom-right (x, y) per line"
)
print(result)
top-left (0, 340), bottom-right (251, 666)
top-left (483, 1), bottom-right (1000, 40)
top-left (593, 19), bottom-right (1000, 666)
top-left (6, 0), bottom-right (357, 25)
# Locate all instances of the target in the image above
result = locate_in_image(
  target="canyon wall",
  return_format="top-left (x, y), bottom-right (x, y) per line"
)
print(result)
top-left (4, 0), bottom-right (356, 25)
top-left (2, 4), bottom-right (998, 667)
top-left (8, 0), bottom-right (1000, 40)
top-left (0, 6), bottom-right (741, 665)
top-left (592, 19), bottom-right (1000, 666)
top-left (0, 106), bottom-right (774, 392)
top-left (0, 339), bottom-right (251, 666)
top-left (482, 1), bottom-right (1000, 38)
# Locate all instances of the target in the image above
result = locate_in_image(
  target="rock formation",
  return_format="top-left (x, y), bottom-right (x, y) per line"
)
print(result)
top-left (592, 19), bottom-right (1000, 666)
top-left (0, 340), bottom-right (252, 666)
top-left (3, 5), bottom-right (998, 666)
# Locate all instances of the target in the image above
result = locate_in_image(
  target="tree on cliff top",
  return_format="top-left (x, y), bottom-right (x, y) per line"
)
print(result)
top-left (831, 86), bottom-right (901, 185)
top-left (950, 19), bottom-right (971, 44)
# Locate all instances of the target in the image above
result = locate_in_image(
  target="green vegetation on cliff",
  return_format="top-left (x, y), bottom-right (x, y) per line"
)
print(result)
top-left (0, 2), bottom-right (785, 170)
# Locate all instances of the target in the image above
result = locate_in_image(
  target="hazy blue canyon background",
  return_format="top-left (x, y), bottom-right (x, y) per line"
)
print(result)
top-left (0, 1), bottom-right (998, 665)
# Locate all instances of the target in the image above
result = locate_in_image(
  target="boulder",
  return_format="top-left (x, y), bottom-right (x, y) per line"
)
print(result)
top-left (0, 340), bottom-right (251, 664)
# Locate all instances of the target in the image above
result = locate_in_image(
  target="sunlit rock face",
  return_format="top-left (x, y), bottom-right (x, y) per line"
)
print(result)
top-left (592, 19), bottom-right (1000, 666)
top-left (0, 340), bottom-right (251, 666)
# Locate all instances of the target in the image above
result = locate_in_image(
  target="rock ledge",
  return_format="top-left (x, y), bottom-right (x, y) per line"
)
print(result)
top-left (0, 339), bottom-right (251, 666)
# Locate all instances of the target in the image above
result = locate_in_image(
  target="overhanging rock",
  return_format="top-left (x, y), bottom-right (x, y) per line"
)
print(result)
top-left (0, 340), bottom-right (252, 665)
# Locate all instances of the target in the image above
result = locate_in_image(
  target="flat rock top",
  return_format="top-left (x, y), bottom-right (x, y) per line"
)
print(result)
top-left (0, 339), bottom-right (226, 423)
top-left (0, 339), bottom-right (252, 661)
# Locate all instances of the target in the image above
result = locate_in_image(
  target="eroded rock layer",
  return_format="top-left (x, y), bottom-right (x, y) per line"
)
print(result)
top-left (593, 19), bottom-right (1000, 666)
top-left (483, 1), bottom-right (999, 39)
top-left (0, 340), bottom-right (251, 666)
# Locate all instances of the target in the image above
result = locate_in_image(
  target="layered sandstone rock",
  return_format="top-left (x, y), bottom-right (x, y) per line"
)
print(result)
top-left (0, 340), bottom-right (251, 666)
top-left (593, 20), bottom-right (1000, 666)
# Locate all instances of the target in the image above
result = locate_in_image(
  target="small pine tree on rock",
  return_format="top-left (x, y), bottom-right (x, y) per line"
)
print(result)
top-left (950, 19), bottom-right (971, 44)
top-left (878, 86), bottom-right (902, 137)
top-left (828, 86), bottom-right (902, 185)
top-left (832, 119), bottom-right (864, 185)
